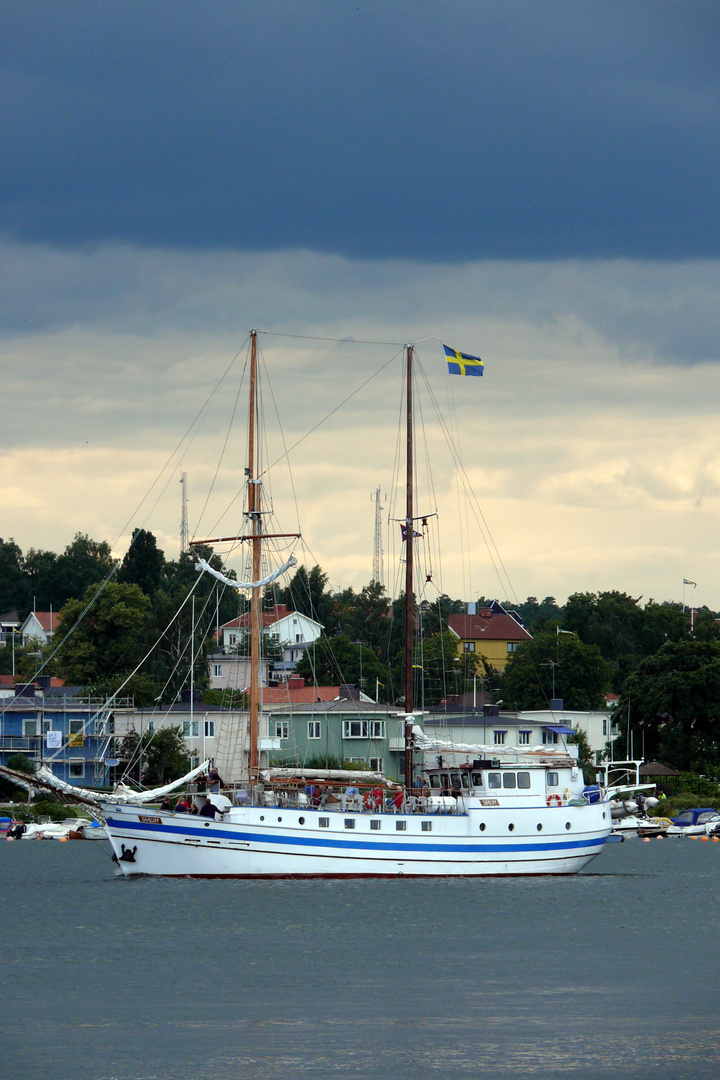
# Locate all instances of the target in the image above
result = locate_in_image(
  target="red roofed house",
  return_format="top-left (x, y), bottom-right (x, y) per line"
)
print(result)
top-left (448, 601), bottom-right (532, 672)
top-left (21, 611), bottom-right (60, 647)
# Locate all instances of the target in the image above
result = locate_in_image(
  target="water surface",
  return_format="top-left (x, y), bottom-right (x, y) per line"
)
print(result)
top-left (1, 838), bottom-right (718, 1080)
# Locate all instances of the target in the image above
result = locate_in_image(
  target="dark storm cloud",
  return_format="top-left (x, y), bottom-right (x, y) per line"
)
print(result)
top-left (1, 0), bottom-right (719, 260)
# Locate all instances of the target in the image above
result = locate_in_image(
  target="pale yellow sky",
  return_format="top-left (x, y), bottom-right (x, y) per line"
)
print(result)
top-left (2, 241), bottom-right (719, 610)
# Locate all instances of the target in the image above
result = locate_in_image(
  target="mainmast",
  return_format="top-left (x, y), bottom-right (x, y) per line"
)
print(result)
top-left (404, 344), bottom-right (414, 790)
top-left (247, 329), bottom-right (261, 778)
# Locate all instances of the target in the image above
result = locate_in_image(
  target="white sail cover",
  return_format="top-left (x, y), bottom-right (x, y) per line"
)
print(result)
top-left (196, 555), bottom-right (297, 592)
top-left (0, 758), bottom-right (211, 811)
top-left (411, 726), bottom-right (574, 763)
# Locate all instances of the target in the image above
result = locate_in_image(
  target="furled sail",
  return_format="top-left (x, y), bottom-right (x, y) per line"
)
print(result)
top-left (195, 555), bottom-right (297, 592)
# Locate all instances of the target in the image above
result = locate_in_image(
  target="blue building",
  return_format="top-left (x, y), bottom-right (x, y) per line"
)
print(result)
top-left (0, 681), bottom-right (126, 788)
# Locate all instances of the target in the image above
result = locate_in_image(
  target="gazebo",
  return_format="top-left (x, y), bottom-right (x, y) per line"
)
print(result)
top-left (639, 761), bottom-right (680, 796)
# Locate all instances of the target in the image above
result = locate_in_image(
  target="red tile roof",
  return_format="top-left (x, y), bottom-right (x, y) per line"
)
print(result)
top-left (448, 612), bottom-right (532, 643)
top-left (28, 611), bottom-right (59, 632)
top-left (221, 605), bottom-right (289, 630)
top-left (260, 686), bottom-right (339, 705)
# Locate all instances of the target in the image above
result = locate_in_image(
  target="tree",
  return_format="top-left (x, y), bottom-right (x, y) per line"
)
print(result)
top-left (501, 629), bottom-right (611, 711)
top-left (56, 581), bottom-right (156, 699)
top-left (615, 640), bottom-right (720, 773)
top-left (118, 529), bottom-right (165, 597)
top-left (114, 727), bottom-right (191, 787)
top-left (0, 537), bottom-right (27, 613)
top-left (270, 564), bottom-right (334, 628)
top-left (296, 632), bottom-right (387, 694)
top-left (53, 533), bottom-right (115, 607)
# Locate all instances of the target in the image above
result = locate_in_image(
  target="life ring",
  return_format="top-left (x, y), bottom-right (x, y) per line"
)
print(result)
top-left (363, 791), bottom-right (374, 811)
top-left (546, 794), bottom-right (562, 807)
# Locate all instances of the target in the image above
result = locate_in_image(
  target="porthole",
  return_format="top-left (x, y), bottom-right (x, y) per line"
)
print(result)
top-left (260, 815), bottom-right (265, 821)
top-left (602, 812), bottom-right (606, 819)
top-left (536, 823), bottom-right (543, 832)
top-left (508, 823), bottom-right (515, 832)
top-left (479, 822), bottom-right (486, 832)
top-left (277, 816), bottom-right (282, 822)
top-left (565, 822), bottom-right (571, 830)
top-left (299, 817), bottom-right (305, 825)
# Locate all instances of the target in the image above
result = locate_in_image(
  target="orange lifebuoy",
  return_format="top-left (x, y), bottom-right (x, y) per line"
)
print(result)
top-left (363, 791), bottom-right (374, 811)
top-left (546, 794), bottom-right (562, 807)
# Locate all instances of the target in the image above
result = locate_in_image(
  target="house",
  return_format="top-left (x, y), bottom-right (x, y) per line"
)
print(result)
top-left (218, 604), bottom-right (323, 672)
top-left (0, 611), bottom-right (21, 647)
top-left (448, 601), bottom-right (532, 672)
top-left (265, 696), bottom-right (406, 781)
top-left (0, 681), bottom-right (120, 787)
top-left (207, 652), bottom-right (270, 692)
top-left (21, 610), bottom-right (59, 647)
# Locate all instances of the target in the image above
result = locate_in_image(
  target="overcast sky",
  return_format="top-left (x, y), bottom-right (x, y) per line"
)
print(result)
top-left (2, 1), bottom-right (720, 611)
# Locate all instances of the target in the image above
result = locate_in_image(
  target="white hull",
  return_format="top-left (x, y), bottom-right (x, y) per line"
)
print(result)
top-left (102, 799), bottom-right (611, 878)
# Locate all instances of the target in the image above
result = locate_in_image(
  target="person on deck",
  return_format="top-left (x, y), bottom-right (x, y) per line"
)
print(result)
top-left (200, 798), bottom-right (218, 819)
top-left (208, 766), bottom-right (223, 792)
top-left (175, 796), bottom-right (190, 813)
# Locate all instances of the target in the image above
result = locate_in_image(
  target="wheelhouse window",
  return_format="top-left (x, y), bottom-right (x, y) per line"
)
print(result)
top-left (471, 772), bottom-right (484, 787)
top-left (517, 772), bottom-right (531, 789)
top-left (547, 772), bottom-right (559, 787)
top-left (487, 772), bottom-right (501, 789)
top-left (503, 773), bottom-right (516, 788)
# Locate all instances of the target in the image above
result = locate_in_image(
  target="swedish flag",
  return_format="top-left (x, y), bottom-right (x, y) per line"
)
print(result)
top-left (443, 344), bottom-right (484, 377)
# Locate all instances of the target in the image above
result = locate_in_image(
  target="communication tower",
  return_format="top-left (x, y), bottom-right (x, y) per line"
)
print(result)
top-left (371, 486), bottom-right (386, 586)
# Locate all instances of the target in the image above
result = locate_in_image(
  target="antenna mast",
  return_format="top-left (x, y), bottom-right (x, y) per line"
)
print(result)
top-left (179, 472), bottom-right (189, 554)
top-left (371, 486), bottom-right (386, 586)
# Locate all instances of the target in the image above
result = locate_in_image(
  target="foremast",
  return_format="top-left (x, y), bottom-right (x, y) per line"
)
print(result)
top-left (247, 329), bottom-right (261, 777)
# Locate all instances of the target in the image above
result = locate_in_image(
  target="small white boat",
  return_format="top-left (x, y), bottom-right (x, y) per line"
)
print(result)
top-left (666, 808), bottom-right (720, 836)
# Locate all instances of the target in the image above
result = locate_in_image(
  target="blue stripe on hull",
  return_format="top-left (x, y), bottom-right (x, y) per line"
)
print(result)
top-left (105, 815), bottom-right (607, 855)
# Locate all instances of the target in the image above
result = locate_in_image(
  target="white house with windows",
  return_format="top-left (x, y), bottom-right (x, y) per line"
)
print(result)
top-left (207, 652), bottom-right (270, 692)
top-left (21, 610), bottom-right (59, 647)
top-left (218, 604), bottom-right (323, 673)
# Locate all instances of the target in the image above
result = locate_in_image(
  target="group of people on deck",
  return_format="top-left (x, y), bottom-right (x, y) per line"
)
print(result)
top-left (161, 765), bottom-right (224, 819)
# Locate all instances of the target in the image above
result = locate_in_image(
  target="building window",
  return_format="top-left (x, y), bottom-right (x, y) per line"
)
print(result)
top-left (518, 731), bottom-right (531, 745)
top-left (228, 634), bottom-right (237, 646)
top-left (493, 730), bottom-right (506, 745)
top-left (507, 642), bottom-right (519, 653)
top-left (68, 719), bottom-right (84, 746)
top-left (542, 730), bottom-right (558, 745)
top-left (182, 721), bottom-right (199, 738)
top-left (369, 721), bottom-right (385, 738)
top-left (343, 720), bottom-right (369, 739)
top-left (369, 757), bottom-right (383, 773)
top-left (205, 720), bottom-right (215, 738)
top-left (23, 719), bottom-right (38, 737)
top-left (463, 641), bottom-right (475, 652)
top-left (308, 721), bottom-right (321, 740)
top-left (213, 664), bottom-right (223, 677)
top-left (147, 721), bottom-right (155, 734)
top-left (69, 761), bottom-right (85, 779)
top-left (273, 720), bottom-right (289, 739)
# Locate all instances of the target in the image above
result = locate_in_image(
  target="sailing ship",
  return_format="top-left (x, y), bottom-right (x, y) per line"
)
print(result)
top-left (100, 333), bottom-right (612, 877)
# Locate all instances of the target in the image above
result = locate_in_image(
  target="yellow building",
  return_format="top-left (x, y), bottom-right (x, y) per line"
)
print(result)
top-left (448, 602), bottom-right (532, 673)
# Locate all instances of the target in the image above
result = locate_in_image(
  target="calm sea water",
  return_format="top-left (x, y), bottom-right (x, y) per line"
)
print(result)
top-left (1, 837), bottom-right (719, 1080)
